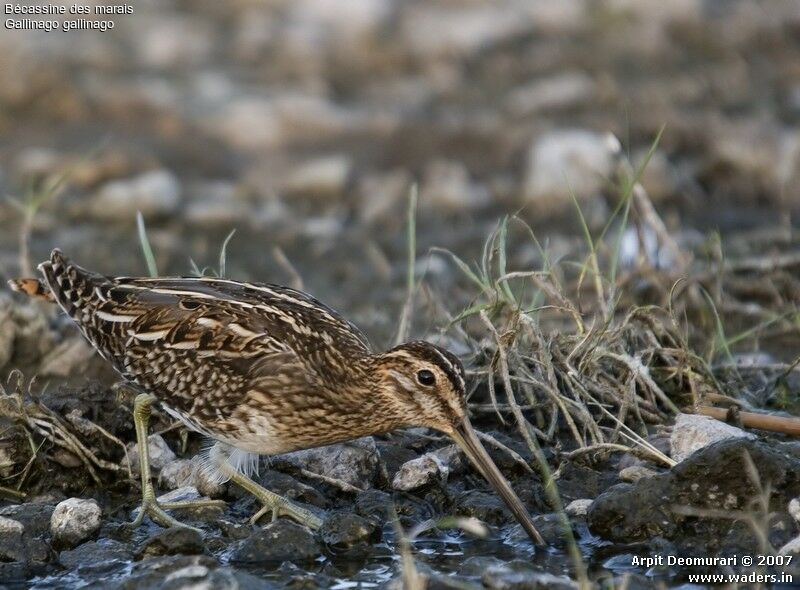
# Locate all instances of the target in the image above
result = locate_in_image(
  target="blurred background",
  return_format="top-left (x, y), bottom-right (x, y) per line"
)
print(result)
top-left (1, 0), bottom-right (799, 346)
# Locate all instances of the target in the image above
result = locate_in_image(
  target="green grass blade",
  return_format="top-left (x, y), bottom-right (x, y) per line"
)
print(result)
top-left (136, 211), bottom-right (159, 277)
top-left (219, 229), bottom-right (237, 278)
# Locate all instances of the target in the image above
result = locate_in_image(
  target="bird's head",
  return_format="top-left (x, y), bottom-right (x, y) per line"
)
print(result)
top-left (374, 340), bottom-right (468, 433)
top-left (373, 340), bottom-right (545, 545)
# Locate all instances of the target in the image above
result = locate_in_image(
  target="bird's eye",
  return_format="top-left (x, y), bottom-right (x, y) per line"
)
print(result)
top-left (416, 369), bottom-right (436, 386)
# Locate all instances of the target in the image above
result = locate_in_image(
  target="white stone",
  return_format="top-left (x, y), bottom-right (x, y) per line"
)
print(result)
top-left (506, 72), bottom-right (595, 116)
top-left (565, 499), bottom-right (593, 517)
top-left (670, 413), bottom-right (756, 463)
top-left (283, 155), bottom-right (352, 197)
top-left (392, 445), bottom-right (465, 491)
top-left (279, 437), bottom-right (379, 489)
top-left (125, 434), bottom-right (177, 476)
top-left (789, 498), bottom-right (800, 523)
top-left (0, 516), bottom-right (24, 536)
top-left (158, 458), bottom-right (225, 498)
top-left (523, 129), bottom-right (615, 208)
top-left (92, 170), bottom-right (181, 220)
top-left (50, 498), bottom-right (102, 547)
top-left (420, 160), bottom-right (490, 210)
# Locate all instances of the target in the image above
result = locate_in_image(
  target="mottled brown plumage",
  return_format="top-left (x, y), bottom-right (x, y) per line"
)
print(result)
top-left (9, 249), bottom-right (544, 544)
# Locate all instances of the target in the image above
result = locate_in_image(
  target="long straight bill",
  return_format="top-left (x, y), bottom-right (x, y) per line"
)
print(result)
top-left (451, 419), bottom-right (545, 545)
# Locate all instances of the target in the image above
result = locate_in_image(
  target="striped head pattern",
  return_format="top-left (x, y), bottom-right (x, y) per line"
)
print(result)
top-left (374, 340), bottom-right (468, 434)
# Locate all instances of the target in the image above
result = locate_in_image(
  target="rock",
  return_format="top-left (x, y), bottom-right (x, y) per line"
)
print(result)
top-left (58, 539), bottom-right (134, 572)
top-left (229, 520), bottom-right (321, 564)
top-left (588, 439), bottom-right (800, 547)
top-left (135, 15), bottom-right (213, 69)
top-left (482, 560), bottom-right (578, 589)
top-left (277, 437), bottom-right (379, 490)
top-left (283, 154), bottom-right (352, 198)
top-left (564, 499), bottom-right (593, 517)
top-left (454, 490), bottom-right (507, 526)
top-left (158, 458), bottom-right (226, 498)
top-left (137, 527), bottom-right (205, 559)
top-left (185, 182), bottom-right (249, 226)
top-left (506, 72), bottom-right (595, 116)
top-left (117, 555), bottom-right (226, 590)
top-left (255, 471), bottom-right (327, 508)
top-left (0, 516), bottom-right (25, 561)
top-left (50, 498), bottom-right (102, 548)
top-left (392, 444), bottom-right (464, 491)
top-left (210, 94), bottom-right (350, 150)
top-left (37, 337), bottom-right (95, 377)
top-left (319, 512), bottom-right (380, 554)
top-left (0, 503), bottom-right (56, 536)
top-left (91, 170), bottom-right (182, 220)
top-left (125, 434), bottom-right (177, 476)
top-left (0, 562), bottom-right (34, 587)
top-left (523, 129), bottom-right (616, 209)
top-left (353, 489), bottom-right (393, 522)
top-left (508, 513), bottom-right (572, 548)
top-left (158, 459), bottom-right (195, 491)
top-left (419, 160), bottom-right (491, 211)
top-left (0, 515), bottom-right (49, 564)
top-left (619, 465), bottom-right (659, 483)
top-left (670, 413), bottom-right (755, 463)
top-left (357, 169), bottom-right (413, 225)
top-left (791, 498), bottom-right (800, 523)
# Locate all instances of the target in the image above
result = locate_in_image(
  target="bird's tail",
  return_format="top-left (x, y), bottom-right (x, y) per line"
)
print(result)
top-left (9, 249), bottom-right (104, 319)
top-left (7, 277), bottom-right (56, 302)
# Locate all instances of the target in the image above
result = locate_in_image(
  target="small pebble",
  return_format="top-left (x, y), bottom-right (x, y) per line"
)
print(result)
top-left (50, 498), bottom-right (102, 548)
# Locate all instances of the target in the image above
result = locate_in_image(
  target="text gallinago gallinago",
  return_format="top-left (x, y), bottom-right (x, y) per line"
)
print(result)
top-left (10, 249), bottom-right (544, 544)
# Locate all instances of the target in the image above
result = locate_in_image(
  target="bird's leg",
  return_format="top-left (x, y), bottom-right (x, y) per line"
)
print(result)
top-left (215, 460), bottom-right (323, 529)
top-left (129, 393), bottom-right (224, 531)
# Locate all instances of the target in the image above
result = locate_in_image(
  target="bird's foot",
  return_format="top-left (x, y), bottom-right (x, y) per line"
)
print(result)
top-left (130, 495), bottom-right (225, 532)
top-left (129, 392), bottom-right (225, 532)
top-left (223, 467), bottom-right (323, 529)
top-left (247, 487), bottom-right (323, 529)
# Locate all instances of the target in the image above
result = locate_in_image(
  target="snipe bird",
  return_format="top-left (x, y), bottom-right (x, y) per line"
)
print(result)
top-left (9, 249), bottom-right (544, 545)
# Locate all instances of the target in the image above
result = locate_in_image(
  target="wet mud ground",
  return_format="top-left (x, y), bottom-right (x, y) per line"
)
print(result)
top-left (3, 0), bottom-right (800, 588)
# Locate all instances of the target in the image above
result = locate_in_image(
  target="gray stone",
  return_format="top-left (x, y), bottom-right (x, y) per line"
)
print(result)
top-left (392, 444), bottom-right (464, 491)
top-left (619, 465), bottom-right (658, 483)
top-left (283, 154), bottom-right (352, 198)
top-left (158, 458), bottom-right (225, 498)
top-left (588, 439), bottom-right (800, 545)
top-left (564, 499), bottom-right (593, 517)
top-left (482, 561), bottom-right (578, 589)
top-left (58, 538), bottom-right (134, 571)
top-left (506, 72), bottom-right (595, 116)
top-left (319, 512), bottom-right (379, 552)
top-left (230, 520), bottom-right (321, 564)
top-left (37, 337), bottom-right (95, 377)
top-left (125, 434), bottom-right (177, 476)
top-left (137, 527), bottom-right (205, 559)
top-left (277, 437), bottom-right (379, 489)
top-left (670, 413), bottom-right (755, 463)
top-left (0, 516), bottom-right (48, 563)
top-left (420, 160), bottom-right (491, 211)
top-left (51, 498), bottom-right (102, 548)
top-left (91, 169), bottom-right (181, 220)
top-left (523, 129), bottom-right (616, 209)
top-left (0, 502), bottom-right (55, 536)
